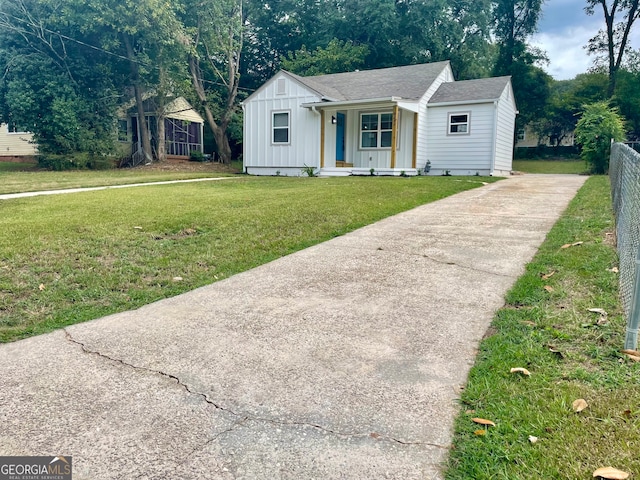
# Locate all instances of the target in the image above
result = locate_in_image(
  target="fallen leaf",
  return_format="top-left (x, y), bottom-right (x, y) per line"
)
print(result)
top-left (626, 354), bottom-right (640, 362)
top-left (592, 466), bottom-right (630, 479)
top-left (38, 284), bottom-right (45, 291)
top-left (134, 226), bottom-right (143, 230)
top-left (542, 271), bottom-right (556, 280)
top-left (607, 267), bottom-right (619, 273)
top-left (510, 367), bottom-right (531, 376)
top-left (465, 409), bottom-right (476, 415)
top-left (528, 435), bottom-right (538, 443)
top-left (370, 432), bottom-right (381, 439)
top-left (588, 308), bottom-right (608, 316)
top-left (548, 346), bottom-right (564, 358)
top-left (544, 285), bottom-right (554, 293)
top-left (172, 276), bottom-right (183, 282)
top-left (621, 349), bottom-right (640, 356)
top-left (573, 399), bottom-right (588, 413)
top-left (561, 241), bottom-right (584, 249)
top-left (472, 418), bottom-right (496, 427)
top-left (474, 429), bottom-right (486, 436)
top-left (623, 409), bottom-right (632, 418)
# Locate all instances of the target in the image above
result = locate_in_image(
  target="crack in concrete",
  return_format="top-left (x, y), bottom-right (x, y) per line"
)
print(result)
top-left (420, 253), bottom-right (515, 278)
top-left (63, 329), bottom-right (448, 450)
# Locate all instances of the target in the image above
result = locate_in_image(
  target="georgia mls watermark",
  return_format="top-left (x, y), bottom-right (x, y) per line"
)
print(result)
top-left (0, 456), bottom-right (72, 480)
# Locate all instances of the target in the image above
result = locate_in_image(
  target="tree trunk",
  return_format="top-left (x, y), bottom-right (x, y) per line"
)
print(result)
top-left (188, 56), bottom-right (234, 164)
top-left (123, 34), bottom-right (154, 164)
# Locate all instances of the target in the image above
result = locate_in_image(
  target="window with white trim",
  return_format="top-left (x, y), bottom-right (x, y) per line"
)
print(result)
top-left (6, 121), bottom-right (29, 134)
top-left (360, 112), bottom-right (394, 149)
top-left (272, 111), bottom-right (290, 144)
top-left (448, 112), bottom-right (470, 135)
top-left (517, 128), bottom-right (525, 141)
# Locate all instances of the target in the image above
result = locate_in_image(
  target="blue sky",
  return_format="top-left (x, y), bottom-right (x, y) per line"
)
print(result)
top-left (531, 0), bottom-right (640, 79)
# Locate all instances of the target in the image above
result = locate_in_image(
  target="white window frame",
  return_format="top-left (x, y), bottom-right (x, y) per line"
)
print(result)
top-left (271, 110), bottom-right (291, 145)
top-left (5, 122), bottom-right (29, 135)
top-left (448, 111), bottom-right (470, 135)
top-left (359, 111), bottom-right (398, 150)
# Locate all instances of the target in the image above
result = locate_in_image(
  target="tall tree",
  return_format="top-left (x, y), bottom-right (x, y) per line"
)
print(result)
top-left (585, 0), bottom-right (640, 96)
top-left (0, 0), bottom-right (122, 155)
top-left (183, 0), bottom-right (243, 164)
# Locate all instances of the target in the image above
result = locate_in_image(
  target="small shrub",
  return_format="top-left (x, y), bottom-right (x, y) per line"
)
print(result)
top-left (301, 164), bottom-right (316, 177)
top-left (189, 150), bottom-right (206, 162)
top-left (369, 168), bottom-right (375, 176)
top-left (575, 102), bottom-right (626, 174)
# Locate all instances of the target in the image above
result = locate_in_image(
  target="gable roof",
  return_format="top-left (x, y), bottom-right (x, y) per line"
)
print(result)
top-left (428, 76), bottom-right (511, 105)
top-left (286, 61), bottom-right (451, 102)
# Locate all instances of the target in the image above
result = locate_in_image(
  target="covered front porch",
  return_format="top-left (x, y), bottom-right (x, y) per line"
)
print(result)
top-left (303, 98), bottom-right (420, 176)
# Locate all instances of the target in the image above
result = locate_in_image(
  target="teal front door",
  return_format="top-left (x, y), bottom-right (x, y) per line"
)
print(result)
top-left (336, 113), bottom-right (345, 162)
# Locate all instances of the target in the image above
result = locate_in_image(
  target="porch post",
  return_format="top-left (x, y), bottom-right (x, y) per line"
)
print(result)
top-left (391, 105), bottom-right (399, 169)
top-left (320, 110), bottom-right (325, 168)
top-left (412, 112), bottom-right (418, 169)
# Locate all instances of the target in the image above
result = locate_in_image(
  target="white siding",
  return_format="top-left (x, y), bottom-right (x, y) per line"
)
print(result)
top-left (0, 124), bottom-right (37, 157)
top-left (425, 103), bottom-right (497, 175)
top-left (415, 64), bottom-right (454, 171)
top-left (243, 74), bottom-right (321, 175)
top-left (494, 85), bottom-right (517, 174)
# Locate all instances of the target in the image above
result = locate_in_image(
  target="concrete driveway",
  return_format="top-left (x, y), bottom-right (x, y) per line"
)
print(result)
top-left (0, 174), bottom-right (587, 479)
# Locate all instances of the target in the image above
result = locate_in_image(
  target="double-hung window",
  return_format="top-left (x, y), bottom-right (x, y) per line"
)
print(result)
top-left (272, 111), bottom-right (290, 144)
top-left (360, 112), bottom-right (394, 149)
top-left (448, 112), bottom-right (470, 135)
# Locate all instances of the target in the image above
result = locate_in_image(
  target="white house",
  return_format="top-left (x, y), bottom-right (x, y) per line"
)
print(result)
top-left (242, 61), bottom-right (517, 176)
top-left (0, 123), bottom-right (37, 159)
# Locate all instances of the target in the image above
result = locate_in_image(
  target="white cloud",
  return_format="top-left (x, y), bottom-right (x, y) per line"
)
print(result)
top-left (531, 26), bottom-right (596, 80)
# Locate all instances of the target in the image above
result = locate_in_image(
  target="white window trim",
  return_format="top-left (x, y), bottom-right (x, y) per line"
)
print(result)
top-left (447, 111), bottom-right (471, 136)
top-left (271, 110), bottom-right (291, 145)
top-left (517, 128), bottom-right (526, 141)
top-left (358, 111), bottom-right (400, 150)
top-left (5, 123), bottom-right (30, 135)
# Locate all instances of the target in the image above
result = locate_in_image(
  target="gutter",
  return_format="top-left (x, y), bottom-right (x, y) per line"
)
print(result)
top-left (427, 99), bottom-right (496, 108)
top-left (302, 96), bottom-right (404, 109)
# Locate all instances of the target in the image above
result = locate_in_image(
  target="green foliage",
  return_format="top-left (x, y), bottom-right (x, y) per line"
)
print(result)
top-left (37, 153), bottom-right (116, 171)
top-left (301, 164), bottom-right (316, 177)
top-left (281, 39), bottom-right (369, 76)
top-left (575, 102), bottom-right (626, 174)
top-left (189, 150), bottom-right (206, 162)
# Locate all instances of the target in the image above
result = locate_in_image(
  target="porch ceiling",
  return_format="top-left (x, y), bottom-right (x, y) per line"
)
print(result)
top-left (302, 97), bottom-right (419, 113)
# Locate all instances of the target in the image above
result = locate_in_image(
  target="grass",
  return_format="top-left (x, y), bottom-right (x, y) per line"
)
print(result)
top-left (445, 176), bottom-right (640, 479)
top-left (0, 164), bottom-right (235, 195)
top-left (0, 175), bottom-right (497, 342)
top-left (513, 158), bottom-right (586, 174)
top-left (0, 161), bottom-right (38, 172)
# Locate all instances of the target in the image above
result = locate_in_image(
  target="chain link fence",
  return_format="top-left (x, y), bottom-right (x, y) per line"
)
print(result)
top-left (609, 143), bottom-right (640, 350)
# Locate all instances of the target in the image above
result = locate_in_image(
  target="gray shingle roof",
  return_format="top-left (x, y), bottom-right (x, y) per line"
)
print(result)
top-left (428, 76), bottom-right (511, 104)
top-left (287, 61), bottom-right (451, 101)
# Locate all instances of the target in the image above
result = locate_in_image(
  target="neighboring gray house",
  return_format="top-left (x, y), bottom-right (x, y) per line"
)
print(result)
top-left (242, 61), bottom-right (517, 176)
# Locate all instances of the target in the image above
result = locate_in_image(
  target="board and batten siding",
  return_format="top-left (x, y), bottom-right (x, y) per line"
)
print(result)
top-left (493, 85), bottom-right (517, 175)
top-left (425, 103), bottom-right (497, 175)
top-left (0, 124), bottom-right (37, 157)
top-left (243, 74), bottom-right (321, 175)
top-left (415, 65), bottom-right (455, 171)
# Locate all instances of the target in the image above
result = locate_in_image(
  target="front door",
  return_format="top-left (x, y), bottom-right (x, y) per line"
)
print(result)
top-left (336, 112), bottom-right (345, 162)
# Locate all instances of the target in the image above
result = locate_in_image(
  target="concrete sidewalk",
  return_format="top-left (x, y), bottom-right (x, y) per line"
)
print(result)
top-left (0, 174), bottom-right (587, 479)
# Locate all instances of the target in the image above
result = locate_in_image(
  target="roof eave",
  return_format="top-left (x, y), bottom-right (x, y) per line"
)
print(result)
top-left (427, 98), bottom-right (498, 107)
top-left (302, 96), bottom-right (407, 109)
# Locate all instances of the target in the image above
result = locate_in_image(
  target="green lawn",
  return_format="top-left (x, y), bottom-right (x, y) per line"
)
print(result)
top-left (445, 176), bottom-right (639, 479)
top-left (0, 161), bottom-right (38, 172)
top-left (0, 165), bottom-right (234, 195)
top-left (513, 158), bottom-right (586, 174)
top-left (0, 175), bottom-right (496, 342)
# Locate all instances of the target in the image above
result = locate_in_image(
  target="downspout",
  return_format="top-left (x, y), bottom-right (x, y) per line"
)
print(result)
top-left (490, 100), bottom-right (498, 176)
